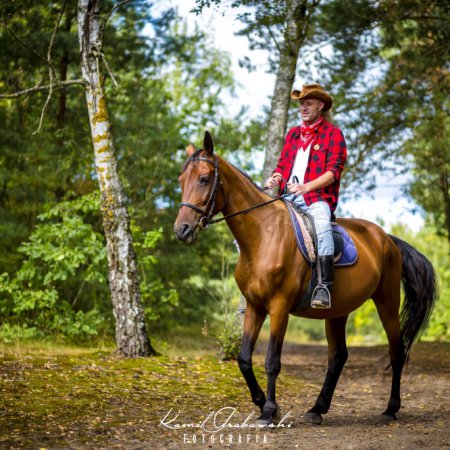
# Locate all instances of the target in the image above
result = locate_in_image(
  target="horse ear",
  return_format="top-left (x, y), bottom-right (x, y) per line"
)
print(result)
top-left (186, 143), bottom-right (196, 157)
top-left (203, 131), bottom-right (214, 156)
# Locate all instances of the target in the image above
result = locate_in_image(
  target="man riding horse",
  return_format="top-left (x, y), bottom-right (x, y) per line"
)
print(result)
top-left (175, 126), bottom-right (436, 425)
top-left (265, 84), bottom-right (347, 309)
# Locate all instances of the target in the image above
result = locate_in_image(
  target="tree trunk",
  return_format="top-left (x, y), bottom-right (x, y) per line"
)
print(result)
top-left (262, 0), bottom-right (317, 182)
top-left (435, 110), bottom-right (450, 243)
top-left (438, 162), bottom-right (450, 243)
top-left (77, 0), bottom-right (155, 356)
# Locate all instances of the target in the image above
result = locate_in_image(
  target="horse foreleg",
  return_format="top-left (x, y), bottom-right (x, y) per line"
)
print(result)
top-left (304, 315), bottom-right (349, 425)
top-left (238, 304), bottom-right (267, 412)
top-left (256, 304), bottom-right (289, 425)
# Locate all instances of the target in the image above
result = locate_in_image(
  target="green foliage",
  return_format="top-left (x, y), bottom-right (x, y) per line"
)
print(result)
top-left (286, 317), bottom-right (326, 342)
top-left (0, 323), bottom-right (38, 344)
top-left (131, 225), bottom-right (179, 325)
top-left (0, 0), bottom-right (264, 342)
top-left (346, 224), bottom-right (450, 343)
top-left (185, 235), bottom-right (243, 359)
top-left (406, 109), bottom-right (450, 236)
top-left (1, 0), bottom-right (448, 349)
top-left (0, 192), bottom-right (109, 342)
top-left (347, 300), bottom-right (385, 345)
top-left (217, 313), bottom-right (242, 360)
top-left (311, 0), bottom-right (450, 239)
top-left (0, 190), bottom-right (185, 342)
top-left (390, 224), bottom-right (450, 341)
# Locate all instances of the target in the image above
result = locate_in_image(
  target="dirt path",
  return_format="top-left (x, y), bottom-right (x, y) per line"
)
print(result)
top-left (247, 342), bottom-right (450, 449)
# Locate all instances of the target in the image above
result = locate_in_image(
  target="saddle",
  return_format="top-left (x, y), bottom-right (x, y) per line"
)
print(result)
top-left (285, 201), bottom-right (358, 266)
top-left (284, 201), bottom-right (358, 312)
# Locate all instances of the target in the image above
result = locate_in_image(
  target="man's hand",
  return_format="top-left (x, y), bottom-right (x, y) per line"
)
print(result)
top-left (290, 171), bottom-right (335, 195)
top-left (287, 182), bottom-right (310, 195)
top-left (264, 174), bottom-right (281, 189)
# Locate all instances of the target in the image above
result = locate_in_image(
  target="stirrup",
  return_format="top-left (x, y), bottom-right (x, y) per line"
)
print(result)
top-left (311, 284), bottom-right (331, 309)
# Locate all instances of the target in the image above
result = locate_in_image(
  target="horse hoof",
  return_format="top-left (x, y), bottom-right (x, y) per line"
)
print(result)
top-left (272, 406), bottom-right (281, 423)
top-left (255, 405), bottom-right (280, 426)
top-left (379, 413), bottom-right (396, 424)
top-left (303, 411), bottom-right (323, 425)
top-left (255, 414), bottom-right (273, 426)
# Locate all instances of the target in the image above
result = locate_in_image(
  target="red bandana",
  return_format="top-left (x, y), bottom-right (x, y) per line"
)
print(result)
top-left (299, 117), bottom-right (323, 151)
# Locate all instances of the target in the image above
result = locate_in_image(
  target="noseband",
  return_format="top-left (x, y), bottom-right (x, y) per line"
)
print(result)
top-left (179, 155), bottom-right (220, 230)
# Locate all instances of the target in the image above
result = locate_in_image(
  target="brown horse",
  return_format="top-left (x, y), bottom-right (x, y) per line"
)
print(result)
top-left (174, 132), bottom-right (437, 426)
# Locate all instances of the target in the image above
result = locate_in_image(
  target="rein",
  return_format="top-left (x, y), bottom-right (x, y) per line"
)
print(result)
top-left (179, 154), bottom-right (288, 229)
top-left (208, 194), bottom-right (288, 225)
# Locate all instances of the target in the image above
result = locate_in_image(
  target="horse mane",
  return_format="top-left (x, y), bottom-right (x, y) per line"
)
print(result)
top-left (181, 151), bottom-right (266, 195)
top-left (219, 156), bottom-right (265, 194)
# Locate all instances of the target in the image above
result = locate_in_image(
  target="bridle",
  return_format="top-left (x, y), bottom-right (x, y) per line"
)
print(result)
top-left (179, 155), bottom-right (221, 230)
top-left (179, 153), bottom-right (288, 230)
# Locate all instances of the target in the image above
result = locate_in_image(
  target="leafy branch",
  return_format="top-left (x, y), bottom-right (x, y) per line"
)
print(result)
top-left (0, 1), bottom-right (77, 133)
top-left (34, 0), bottom-right (68, 134)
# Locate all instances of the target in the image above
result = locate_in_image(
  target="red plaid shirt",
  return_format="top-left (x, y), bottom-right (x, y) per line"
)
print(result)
top-left (273, 120), bottom-right (347, 212)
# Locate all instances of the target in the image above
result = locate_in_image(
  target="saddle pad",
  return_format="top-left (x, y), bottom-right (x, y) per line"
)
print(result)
top-left (286, 202), bottom-right (358, 267)
top-left (286, 202), bottom-right (316, 264)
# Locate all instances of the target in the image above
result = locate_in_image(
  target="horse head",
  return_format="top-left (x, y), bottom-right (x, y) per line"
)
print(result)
top-left (174, 131), bottom-right (225, 244)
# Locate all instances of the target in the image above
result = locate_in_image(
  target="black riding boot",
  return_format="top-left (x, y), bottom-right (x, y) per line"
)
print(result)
top-left (311, 255), bottom-right (334, 309)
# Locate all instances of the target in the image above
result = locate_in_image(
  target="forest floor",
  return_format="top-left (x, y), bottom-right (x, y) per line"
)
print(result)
top-left (0, 340), bottom-right (449, 449)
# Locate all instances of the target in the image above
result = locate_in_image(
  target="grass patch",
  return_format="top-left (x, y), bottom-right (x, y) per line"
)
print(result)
top-left (0, 336), bottom-right (301, 448)
top-left (0, 349), bottom-right (244, 447)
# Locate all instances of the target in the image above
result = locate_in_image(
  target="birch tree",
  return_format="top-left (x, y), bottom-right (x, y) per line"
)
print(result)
top-left (77, 0), bottom-right (154, 356)
top-left (0, 0), bottom-right (155, 356)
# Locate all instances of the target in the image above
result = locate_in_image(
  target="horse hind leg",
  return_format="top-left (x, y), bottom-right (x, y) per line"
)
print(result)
top-left (372, 268), bottom-right (406, 422)
top-left (238, 304), bottom-right (267, 412)
top-left (304, 315), bottom-right (349, 425)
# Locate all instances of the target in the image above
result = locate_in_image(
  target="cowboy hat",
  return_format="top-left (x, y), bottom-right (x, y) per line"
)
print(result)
top-left (291, 84), bottom-right (333, 111)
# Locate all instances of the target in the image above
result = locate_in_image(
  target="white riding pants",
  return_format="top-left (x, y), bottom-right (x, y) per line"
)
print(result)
top-left (285, 195), bottom-right (334, 256)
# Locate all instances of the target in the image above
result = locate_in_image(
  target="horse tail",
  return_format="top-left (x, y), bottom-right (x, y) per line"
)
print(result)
top-left (389, 235), bottom-right (438, 355)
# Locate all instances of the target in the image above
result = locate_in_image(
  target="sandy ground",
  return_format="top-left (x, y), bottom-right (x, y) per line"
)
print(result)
top-left (246, 342), bottom-right (450, 450)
